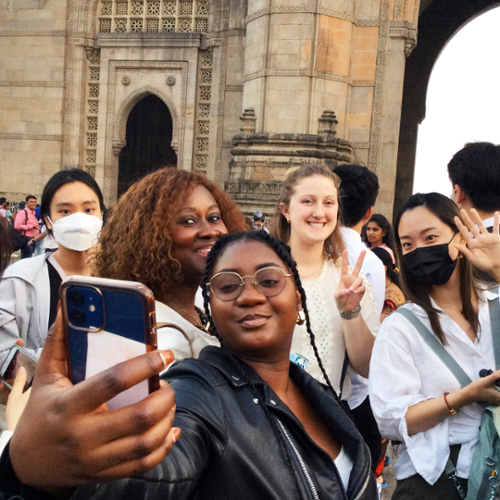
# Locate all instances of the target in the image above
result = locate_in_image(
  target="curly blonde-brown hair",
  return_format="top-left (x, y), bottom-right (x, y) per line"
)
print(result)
top-left (269, 164), bottom-right (344, 261)
top-left (95, 168), bottom-right (247, 302)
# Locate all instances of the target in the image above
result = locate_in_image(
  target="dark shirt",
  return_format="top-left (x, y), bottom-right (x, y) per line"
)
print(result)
top-left (47, 259), bottom-right (63, 329)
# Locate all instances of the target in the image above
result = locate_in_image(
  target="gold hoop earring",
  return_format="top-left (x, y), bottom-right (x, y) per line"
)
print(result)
top-left (296, 311), bottom-right (306, 325)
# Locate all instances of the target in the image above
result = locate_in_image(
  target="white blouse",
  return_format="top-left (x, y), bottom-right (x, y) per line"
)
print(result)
top-left (155, 301), bottom-right (219, 366)
top-left (291, 259), bottom-right (380, 398)
top-left (369, 289), bottom-right (498, 485)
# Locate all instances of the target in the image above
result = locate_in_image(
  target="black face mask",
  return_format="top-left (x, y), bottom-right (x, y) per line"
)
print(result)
top-left (403, 237), bottom-right (458, 286)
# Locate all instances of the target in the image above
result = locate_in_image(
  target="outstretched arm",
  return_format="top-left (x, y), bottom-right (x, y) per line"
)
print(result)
top-left (8, 311), bottom-right (178, 492)
top-left (454, 209), bottom-right (500, 282)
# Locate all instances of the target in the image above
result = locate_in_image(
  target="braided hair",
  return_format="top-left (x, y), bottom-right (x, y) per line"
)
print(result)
top-left (201, 230), bottom-right (343, 492)
top-left (201, 230), bottom-right (338, 398)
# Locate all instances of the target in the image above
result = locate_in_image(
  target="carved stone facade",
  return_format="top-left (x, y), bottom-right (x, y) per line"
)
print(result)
top-left (1, 0), bottom-right (423, 218)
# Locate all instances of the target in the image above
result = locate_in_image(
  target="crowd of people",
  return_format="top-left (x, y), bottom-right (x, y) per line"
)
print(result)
top-left (0, 140), bottom-right (499, 500)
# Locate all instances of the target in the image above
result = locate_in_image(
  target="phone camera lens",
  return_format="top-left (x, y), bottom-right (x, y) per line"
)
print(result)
top-left (68, 290), bottom-right (84, 306)
top-left (69, 309), bottom-right (86, 325)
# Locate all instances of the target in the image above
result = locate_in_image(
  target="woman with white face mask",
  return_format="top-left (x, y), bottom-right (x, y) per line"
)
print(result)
top-left (0, 168), bottom-right (105, 368)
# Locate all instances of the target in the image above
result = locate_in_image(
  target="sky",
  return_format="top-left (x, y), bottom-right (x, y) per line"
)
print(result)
top-left (413, 6), bottom-right (500, 196)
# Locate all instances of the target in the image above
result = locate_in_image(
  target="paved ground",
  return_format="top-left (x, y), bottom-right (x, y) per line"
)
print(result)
top-left (380, 445), bottom-right (397, 499)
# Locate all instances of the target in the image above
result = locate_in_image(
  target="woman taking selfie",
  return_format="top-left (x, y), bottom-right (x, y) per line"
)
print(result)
top-left (369, 193), bottom-right (500, 499)
top-left (94, 167), bottom-right (247, 360)
top-left (0, 168), bottom-right (105, 363)
top-left (270, 164), bottom-right (379, 399)
top-left (1, 231), bottom-right (377, 499)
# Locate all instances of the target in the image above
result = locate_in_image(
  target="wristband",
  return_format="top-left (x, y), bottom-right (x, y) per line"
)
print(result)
top-left (338, 303), bottom-right (361, 320)
top-left (443, 392), bottom-right (458, 415)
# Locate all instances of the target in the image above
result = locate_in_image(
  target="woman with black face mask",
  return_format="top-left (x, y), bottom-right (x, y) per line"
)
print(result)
top-left (368, 193), bottom-right (500, 500)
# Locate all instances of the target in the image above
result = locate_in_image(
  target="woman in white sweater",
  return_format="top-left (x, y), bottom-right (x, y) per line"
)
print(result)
top-left (270, 164), bottom-right (379, 398)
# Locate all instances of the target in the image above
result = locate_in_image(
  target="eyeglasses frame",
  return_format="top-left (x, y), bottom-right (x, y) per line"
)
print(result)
top-left (207, 266), bottom-right (293, 302)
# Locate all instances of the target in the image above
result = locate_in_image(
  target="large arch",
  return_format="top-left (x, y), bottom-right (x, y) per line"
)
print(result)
top-left (394, 0), bottom-right (500, 219)
top-left (117, 93), bottom-right (177, 197)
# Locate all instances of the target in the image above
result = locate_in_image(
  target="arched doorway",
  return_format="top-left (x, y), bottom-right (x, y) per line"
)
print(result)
top-left (394, 0), bottom-right (500, 219)
top-left (118, 94), bottom-right (177, 197)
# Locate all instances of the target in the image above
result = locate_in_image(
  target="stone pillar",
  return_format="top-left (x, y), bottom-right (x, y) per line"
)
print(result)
top-left (367, 0), bottom-right (418, 219)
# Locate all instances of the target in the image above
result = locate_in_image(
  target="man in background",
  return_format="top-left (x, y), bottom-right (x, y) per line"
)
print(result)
top-left (14, 195), bottom-right (40, 259)
top-left (333, 164), bottom-right (385, 312)
top-left (252, 210), bottom-right (267, 232)
top-left (333, 163), bottom-right (385, 476)
top-left (448, 142), bottom-right (500, 282)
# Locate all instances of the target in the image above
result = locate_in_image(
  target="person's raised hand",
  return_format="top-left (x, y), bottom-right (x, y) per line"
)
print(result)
top-left (454, 209), bottom-right (500, 281)
top-left (334, 250), bottom-right (366, 312)
top-left (10, 311), bottom-right (178, 490)
top-left (6, 366), bottom-right (31, 432)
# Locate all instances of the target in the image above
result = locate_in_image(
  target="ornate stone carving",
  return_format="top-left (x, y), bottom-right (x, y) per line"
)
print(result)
top-left (97, 0), bottom-right (209, 34)
top-left (318, 110), bottom-right (338, 138)
top-left (121, 75), bottom-right (131, 85)
top-left (227, 133), bottom-right (354, 214)
top-left (0, 133), bottom-right (62, 141)
top-left (112, 139), bottom-right (126, 156)
top-left (84, 46), bottom-right (101, 63)
top-left (368, 0), bottom-right (391, 173)
top-left (166, 75), bottom-right (176, 86)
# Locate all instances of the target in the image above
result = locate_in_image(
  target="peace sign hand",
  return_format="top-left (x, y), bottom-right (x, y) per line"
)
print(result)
top-left (334, 250), bottom-right (366, 312)
top-left (454, 209), bottom-right (500, 281)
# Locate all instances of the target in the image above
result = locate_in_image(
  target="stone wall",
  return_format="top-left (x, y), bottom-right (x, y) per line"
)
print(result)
top-left (0, 0), bottom-right (67, 200)
top-left (0, 0), bottom-right (421, 220)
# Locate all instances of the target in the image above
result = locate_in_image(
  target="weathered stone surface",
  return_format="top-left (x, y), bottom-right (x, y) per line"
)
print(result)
top-left (0, 0), bottom-right (426, 220)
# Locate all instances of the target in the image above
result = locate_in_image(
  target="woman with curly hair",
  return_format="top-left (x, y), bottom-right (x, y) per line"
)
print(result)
top-left (94, 167), bottom-right (247, 361)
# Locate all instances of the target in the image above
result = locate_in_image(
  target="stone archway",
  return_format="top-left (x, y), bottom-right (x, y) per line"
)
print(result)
top-left (118, 94), bottom-right (177, 197)
top-left (394, 0), bottom-right (500, 219)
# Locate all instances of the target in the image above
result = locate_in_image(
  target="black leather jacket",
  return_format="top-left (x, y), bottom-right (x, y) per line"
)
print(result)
top-left (0, 347), bottom-right (377, 500)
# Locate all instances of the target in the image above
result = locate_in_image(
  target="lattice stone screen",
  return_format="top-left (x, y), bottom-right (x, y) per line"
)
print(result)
top-left (98, 0), bottom-right (209, 33)
top-left (85, 50), bottom-right (101, 179)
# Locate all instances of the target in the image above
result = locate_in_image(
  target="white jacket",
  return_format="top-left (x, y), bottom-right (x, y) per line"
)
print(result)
top-left (0, 254), bottom-right (52, 365)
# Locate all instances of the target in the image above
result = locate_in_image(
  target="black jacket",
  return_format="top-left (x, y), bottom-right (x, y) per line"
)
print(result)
top-left (0, 347), bottom-right (377, 500)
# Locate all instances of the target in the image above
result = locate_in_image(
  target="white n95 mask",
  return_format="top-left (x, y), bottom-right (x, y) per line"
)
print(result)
top-left (48, 213), bottom-right (102, 252)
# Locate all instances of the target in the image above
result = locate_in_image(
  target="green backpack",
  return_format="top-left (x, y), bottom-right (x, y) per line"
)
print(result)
top-left (395, 292), bottom-right (500, 500)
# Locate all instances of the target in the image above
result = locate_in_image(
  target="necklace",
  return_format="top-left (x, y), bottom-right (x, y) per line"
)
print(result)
top-left (300, 260), bottom-right (324, 279)
top-left (169, 295), bottom-right (203, 327)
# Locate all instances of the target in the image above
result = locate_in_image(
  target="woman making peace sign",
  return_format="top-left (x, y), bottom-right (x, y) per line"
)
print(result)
top-left (270, 164), bottom-right (379, 399)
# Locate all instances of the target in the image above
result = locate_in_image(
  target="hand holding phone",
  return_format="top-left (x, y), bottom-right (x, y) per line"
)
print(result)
top-left (8, 311), bottom-right (179, 490)
top-left (0, 344), bottom-right (38, 391)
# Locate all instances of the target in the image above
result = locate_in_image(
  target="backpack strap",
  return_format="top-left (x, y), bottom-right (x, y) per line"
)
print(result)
top-left (20, 208), bottom-right (29, 236)
top-left (394, 307), bottom-right (473, 387)
top-left (487, 288), bottom-right (500, 370)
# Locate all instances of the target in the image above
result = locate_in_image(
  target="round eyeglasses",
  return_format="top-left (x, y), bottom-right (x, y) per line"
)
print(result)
top-left (207, 267), bottom-right (293, 302)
